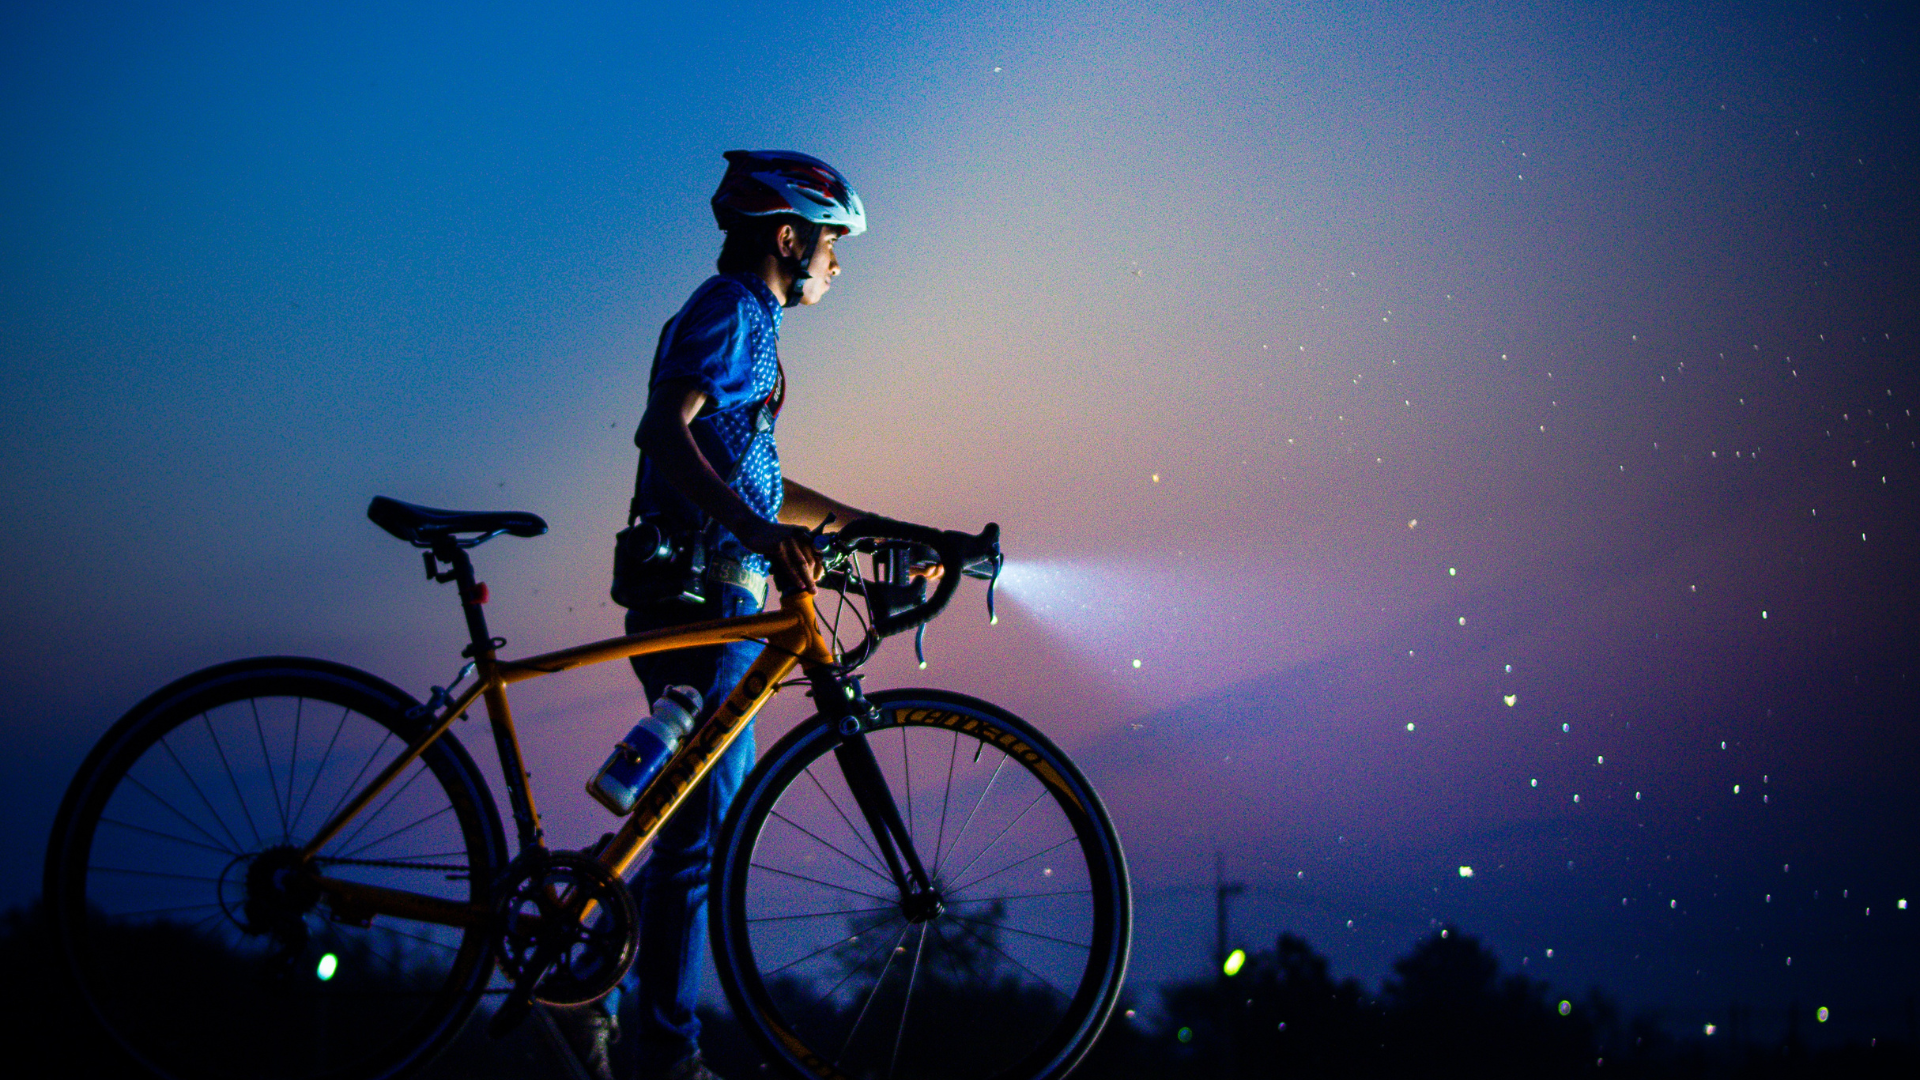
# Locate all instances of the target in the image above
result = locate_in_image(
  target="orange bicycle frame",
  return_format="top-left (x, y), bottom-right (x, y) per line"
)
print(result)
top-left (296, 589), bottom-right (839, 928)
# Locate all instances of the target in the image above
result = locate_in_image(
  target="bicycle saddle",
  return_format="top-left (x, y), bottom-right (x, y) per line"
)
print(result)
top-left (367, 495), bottom-right (548, 547)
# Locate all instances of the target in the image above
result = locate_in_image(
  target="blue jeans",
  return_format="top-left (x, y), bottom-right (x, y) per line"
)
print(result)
top-left (611, 584), bottom-right (763, 1072)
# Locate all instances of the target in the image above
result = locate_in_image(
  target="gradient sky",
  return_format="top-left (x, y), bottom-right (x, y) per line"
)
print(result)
top-left (4, 0), bottom-right (1916, 1043)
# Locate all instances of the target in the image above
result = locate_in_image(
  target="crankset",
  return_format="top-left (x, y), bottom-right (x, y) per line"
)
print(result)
top-left (492, 849), bottom-right (639, 1010)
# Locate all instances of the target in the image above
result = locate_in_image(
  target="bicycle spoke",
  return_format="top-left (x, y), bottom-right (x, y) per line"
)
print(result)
top-left (157, 735), bottom-right (245, 853)
top-left (287, 697), bottom-right (304, 838)
top-left (98, 815), bottom-right (234, 858)
top-left (250, 698), bottom-right (289, 844)
top-left (291, 704), bottom-right (351, 838)
top-left (931, 728), bottom-right (959, 876)
top-left (203, 712), bottom-right (264, 849)
top-left (747, 862), bottom-right (896, 906)
top-left (769, 912), bottom-right (901, 979)
top-left (949, 834), bottom-right (1080, 897)
top-left (332, 757), bottom-right (432, 856)
top-left (336, 801), bottom-right (457, 862)
top-left (941, 913), bottom-right (1072, 1002)
top-left (942, 908), bottom-right (1091, 952)
top-left (793, 917), bottom-right (903, 1028)
top-left (836, 921), bottom-right (915, 1067)
top-left (318, 849), bottom-right (471, 867)
top-left (887, 923), bottom-right (929, 1080)
top-left (947, 886), bottom-right (1094, 905)
top-left (804, 765), bottom-right (888, 877)
top-left (88, 865), bottom-right (225, 885)
top-left (940, 749), bottom-right (1008, 880)
top-left (945, 787), bottom-right (1048, 890)
top-left (124, 771), bottom-right (238, 856)
top-left (314, 728), bottom-right (396, 849)
top-left (927, 918), bottom-right (983, 990)
top-left (767, 809), bottom-right (894, 887)
top-left (747, 903), bottom-right (897, 925)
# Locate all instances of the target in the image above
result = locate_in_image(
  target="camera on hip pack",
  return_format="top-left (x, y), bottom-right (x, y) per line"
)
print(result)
top-left (611, 518), bottom-right (708, 608)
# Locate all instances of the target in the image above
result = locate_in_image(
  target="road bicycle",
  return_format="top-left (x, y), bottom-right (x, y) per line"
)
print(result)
top-left (43, 496), bottom-right (1131, 1080)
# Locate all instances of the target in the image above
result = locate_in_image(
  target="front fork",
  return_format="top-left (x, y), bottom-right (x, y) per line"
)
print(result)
top-left (816, 675), bottom-right (936, 903)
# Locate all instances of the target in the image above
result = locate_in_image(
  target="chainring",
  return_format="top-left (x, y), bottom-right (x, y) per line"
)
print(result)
top-left (493, 849), bottom-right (639, 1006)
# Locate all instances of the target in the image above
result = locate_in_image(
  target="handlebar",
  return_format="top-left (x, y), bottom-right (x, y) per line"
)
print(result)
top-left (819, 516), bottom-right (1001, 650)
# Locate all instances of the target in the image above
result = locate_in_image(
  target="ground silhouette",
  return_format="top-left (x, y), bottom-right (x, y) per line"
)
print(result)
top-left (1070, 926), bottom-right (1912, 1080)
top-left (3, 902), bottom-right (1910, 1078)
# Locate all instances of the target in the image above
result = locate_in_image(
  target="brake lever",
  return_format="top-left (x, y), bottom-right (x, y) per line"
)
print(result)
top-left (958, 549), bottom-right (1004, 625)
top-left (985, 552), bottom-right (1003, 625)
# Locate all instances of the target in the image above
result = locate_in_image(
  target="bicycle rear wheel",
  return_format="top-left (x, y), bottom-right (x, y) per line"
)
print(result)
top-left (43, 657), bottom-right (508, 1080)
top-left (712, 689), bottom-right (1130, 1080)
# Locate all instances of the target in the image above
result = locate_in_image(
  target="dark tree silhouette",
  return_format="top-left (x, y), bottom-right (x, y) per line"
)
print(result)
top-left (1154, 932), bottom-right (1379, 1078)
top-left (5, 901), bottom-right (1914, 1079)
top-left (1379, 924), bottom-right (1592, 1078)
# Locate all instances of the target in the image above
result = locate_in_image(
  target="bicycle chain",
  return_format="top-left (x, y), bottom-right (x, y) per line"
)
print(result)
top-left (313, 855), bottom-right (473, 874)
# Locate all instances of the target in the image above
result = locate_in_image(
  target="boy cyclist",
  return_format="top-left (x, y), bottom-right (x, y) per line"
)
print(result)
top-left (562, 150), bottom-right (876, 1080)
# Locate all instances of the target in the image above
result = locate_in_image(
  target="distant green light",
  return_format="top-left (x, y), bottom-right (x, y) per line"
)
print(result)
top-left (317, 953), bottom-right (339, 982)
top-left (1223, 949), bottom-right (1246, 977)
top-left (1176, 1026), bottom-right (1193, 1044)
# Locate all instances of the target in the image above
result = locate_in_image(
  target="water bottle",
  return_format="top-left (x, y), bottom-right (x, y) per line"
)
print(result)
top-left (588, 685), bottom-right (702, 815)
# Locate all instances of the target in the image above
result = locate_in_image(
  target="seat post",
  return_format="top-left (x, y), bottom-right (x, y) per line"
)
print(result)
top-left (434, 542), bottom-right (496, 658)
top-left (430, 538), bottom-right (544, 851)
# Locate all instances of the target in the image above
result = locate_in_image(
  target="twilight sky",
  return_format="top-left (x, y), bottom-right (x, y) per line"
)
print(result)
top-left (4, 0), bottom-right (1916, 1042)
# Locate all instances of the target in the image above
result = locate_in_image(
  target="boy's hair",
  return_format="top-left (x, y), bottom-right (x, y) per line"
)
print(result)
top-left (716, 214), bottom-right (819, 275)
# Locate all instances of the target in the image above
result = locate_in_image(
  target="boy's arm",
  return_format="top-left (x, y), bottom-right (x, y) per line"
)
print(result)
top-left (638, 377), bottom-right (821, 592)
top-left (783, 479), bottom-right (941, 579)
top-left (779, 478), bottom-right (867, 532)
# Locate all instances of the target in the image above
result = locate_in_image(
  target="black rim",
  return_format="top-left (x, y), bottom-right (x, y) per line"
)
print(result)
top-left (44, 659), bottom-right (505, 1080)
top-left (714, 690), bottom-right (1129, 1080)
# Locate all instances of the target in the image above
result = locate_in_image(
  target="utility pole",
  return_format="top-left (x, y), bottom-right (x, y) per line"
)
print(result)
top-left (1214, 851), bottom-right (1245, 968)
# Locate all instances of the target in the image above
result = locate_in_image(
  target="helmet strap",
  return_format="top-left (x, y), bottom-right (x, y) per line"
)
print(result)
top-left (772, 220), bottom-right (821, 308)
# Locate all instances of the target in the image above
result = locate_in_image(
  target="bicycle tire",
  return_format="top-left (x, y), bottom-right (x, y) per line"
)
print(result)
top-left (712, 689), bottom-right (1130, 1080)
top-left (43, 657), bottom-right (509, 1080)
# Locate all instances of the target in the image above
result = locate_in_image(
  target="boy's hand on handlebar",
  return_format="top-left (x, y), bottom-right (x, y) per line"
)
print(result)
top-left (899, 540), bottom-right (942, 581)
top-left (738, 517), bottom-right (821, 594)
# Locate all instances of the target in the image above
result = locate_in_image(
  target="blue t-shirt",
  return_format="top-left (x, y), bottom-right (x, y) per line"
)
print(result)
top-left (637, 273), bottom-right (784, 574)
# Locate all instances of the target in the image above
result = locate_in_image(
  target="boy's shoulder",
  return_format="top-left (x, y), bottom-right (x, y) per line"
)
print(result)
top-left (676, 275), bottom-right (781, 348)
top-left (684, 273), bottom-right (772, 316)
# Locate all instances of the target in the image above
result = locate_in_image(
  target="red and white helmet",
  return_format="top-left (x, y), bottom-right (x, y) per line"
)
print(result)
top-left (711, 150), bottom-right (867, 237)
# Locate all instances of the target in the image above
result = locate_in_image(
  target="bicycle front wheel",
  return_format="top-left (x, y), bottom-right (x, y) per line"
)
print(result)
top-left (43, 657), bottom-right (508, 1080)
top-left (712, 689), bottom-right (1130, 1080)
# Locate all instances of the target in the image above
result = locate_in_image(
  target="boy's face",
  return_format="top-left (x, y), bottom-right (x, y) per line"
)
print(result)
top-left (783, 225), bottom-right (844, 306)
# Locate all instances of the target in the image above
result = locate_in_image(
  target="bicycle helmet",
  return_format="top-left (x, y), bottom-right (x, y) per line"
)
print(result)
top-left (711, 150), bottom-right (867, 237)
